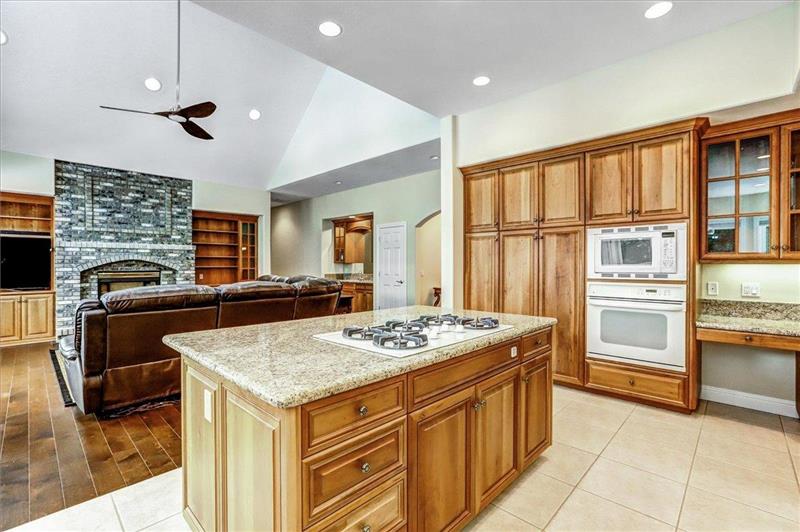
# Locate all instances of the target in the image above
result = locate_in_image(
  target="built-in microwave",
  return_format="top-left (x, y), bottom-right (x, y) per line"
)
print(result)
top-left (587, 223), bottom-right (686, 280)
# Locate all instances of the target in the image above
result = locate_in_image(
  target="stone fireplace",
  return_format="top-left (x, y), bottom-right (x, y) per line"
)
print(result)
top-left (55, 161), bottom-right (195, 335)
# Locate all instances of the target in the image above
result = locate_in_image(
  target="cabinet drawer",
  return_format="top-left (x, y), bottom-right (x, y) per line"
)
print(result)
top-left (410, 340), bottom-right (520, 409)
top-left (308, 472), bottom-right (406, 532)
top-left (696, 327), bottom-right (799, 351)
top-left (302, 376), bottom-right (406, 456)
top-left (585, 360), bottom-right (686, 406)
top-left (303, 418), bottom-right (406, 526)
top-left (522, 329), bottom-right (551, 359)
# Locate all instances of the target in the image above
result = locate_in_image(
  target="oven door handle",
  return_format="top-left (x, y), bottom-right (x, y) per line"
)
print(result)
top-left (587, 298), bottom-right (685, 312)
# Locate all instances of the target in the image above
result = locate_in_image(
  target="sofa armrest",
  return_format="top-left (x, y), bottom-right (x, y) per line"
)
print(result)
top-left (80, 308), bottom-right (108, 377)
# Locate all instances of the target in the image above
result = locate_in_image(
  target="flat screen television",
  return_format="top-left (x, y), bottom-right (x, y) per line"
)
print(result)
top-left (0, 236), bottom-right (52, 290)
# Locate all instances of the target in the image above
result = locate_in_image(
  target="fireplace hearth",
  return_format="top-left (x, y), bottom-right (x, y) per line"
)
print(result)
top-left (97, 271), bottom-right (161, 296)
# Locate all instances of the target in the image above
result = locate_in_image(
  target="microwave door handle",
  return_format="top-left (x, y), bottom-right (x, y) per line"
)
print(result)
top-left (587, 299), bottom-right (685, 312)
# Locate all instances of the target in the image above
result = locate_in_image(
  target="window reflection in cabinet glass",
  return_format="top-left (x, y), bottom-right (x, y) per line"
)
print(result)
top-left (707, 179), bottom-right (735, 216)
top-left (790, 214), bottom-right (800, 252)
top-left (738, 215), bottom-right (770, 253)
top-left (707, 142), bottom-right (735, 179)
top-left (739, 176), bottom-right (770, 214)
top-left (791, 130), bottom-right (800, 169)
top-left (791, 172), bottom-right (800, 211)
top-left (739, 136), bottom-right (770, 175)
top-left (707, 218), bottom-right (735, 253)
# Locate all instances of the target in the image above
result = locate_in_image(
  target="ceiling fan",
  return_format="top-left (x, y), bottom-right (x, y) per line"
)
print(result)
top-left (100, 0), bottom-right (216, 140)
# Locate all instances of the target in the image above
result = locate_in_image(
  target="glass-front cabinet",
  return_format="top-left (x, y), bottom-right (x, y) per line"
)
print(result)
top-left (781, 123), bottom-right (800, 259)
top-left (702, 128), bottom-right (780, 259)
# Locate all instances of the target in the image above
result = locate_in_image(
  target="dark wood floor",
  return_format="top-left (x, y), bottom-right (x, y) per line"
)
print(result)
top-left (0, 342), bottom-right (182, 530)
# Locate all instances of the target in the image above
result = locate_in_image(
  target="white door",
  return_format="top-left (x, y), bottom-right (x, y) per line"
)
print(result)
top-left (377, 222), bottom-right (407, 309)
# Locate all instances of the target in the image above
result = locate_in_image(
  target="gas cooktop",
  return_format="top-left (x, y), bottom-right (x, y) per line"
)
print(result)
top-left (313, 314), bottom-right (514, 358)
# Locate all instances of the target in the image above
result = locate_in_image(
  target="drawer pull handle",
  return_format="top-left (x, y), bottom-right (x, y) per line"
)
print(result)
top-left (361, 462), bottom-right (371, 474)
top-left (744, 335), bottom-right (753, 342)
top-left (358, 405), bottom-right (368, 417)
top-left (628, 378), bottom-right (635, 386)
top-left (361, 526), bottom-right (371, 532)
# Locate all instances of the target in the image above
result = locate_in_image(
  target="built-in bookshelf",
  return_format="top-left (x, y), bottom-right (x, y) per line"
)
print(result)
top-left (192, 210), bottom-right (258, 285)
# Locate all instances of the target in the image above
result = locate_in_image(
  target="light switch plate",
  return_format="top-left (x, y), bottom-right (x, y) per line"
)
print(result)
top-left (706, 282), bottom-right (719, 296)
top-left (741, 282), bottom-right (760, 298)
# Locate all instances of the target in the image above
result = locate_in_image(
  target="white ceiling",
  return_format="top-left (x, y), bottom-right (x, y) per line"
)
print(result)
top-left (198, 0), bottom-right (790, 117)
top-left (0, 0), bottom-right (326, 189)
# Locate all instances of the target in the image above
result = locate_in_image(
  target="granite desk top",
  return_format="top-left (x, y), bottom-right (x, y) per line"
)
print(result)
top-left (164, 306), bottom-right (556, 409)
top-left (696, 299), bottom-right (800, 338)
top-left (696, 315), bottom-right (800, 338)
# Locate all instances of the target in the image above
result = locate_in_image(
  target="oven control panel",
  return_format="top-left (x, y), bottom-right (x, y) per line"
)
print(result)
top-left (587, 282), bottom-right (687, 302)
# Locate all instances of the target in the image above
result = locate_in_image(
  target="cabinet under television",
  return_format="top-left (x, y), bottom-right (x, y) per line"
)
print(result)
top-left (0, 192), bottom-right (56, 346)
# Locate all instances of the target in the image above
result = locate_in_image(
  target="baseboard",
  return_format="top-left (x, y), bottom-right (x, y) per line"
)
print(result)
top-left (700, 385), bottom-right (797, 418)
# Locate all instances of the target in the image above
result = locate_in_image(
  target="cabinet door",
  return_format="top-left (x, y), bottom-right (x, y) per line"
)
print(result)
top-left (409, 387), bottom-right (475, 532)
top-left (0, 296), bottom-right (22, 343)
top-left (21, 293), bottom-right (54, 340)
top-left (634, 133), bottom-right (690, 221)
top-left (224, 390), bottom-right (281, 532)
top-left (464, 233), bottom-right (498, 312)
top-left (184, 365), bottom-right (219, 532)
top-left (586, 145), bottom-right (633, 225)
top-left (499, 231), bottom-right (537, 316)
top-left (539, 155), bottom-right (584, 227)
top-left (780, 123), bottom-right (800, 259)
top-left (519, 355), bottom-right (551, 466)
top-left (499, 164), bottom-right (538, 230)
top-left (364, 289), bottom-right (374, 311)
top-left (474, 366), bottom-right (519, 510)
top-left (465, 171), bottom-right (498, 232)
top-left (538, 227), bottom-right (584, 385)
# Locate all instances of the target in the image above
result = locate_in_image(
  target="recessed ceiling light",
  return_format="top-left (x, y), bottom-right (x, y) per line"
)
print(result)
top-left (430, 155), bottom-right (440, 160)
top-left (249, 109), bottom-right (261, 121)
top-left (472, 76), bottom-right (491, 87)
top-left (319, 21), bottom-right (342, 37)
top-left (644, 1), bottom-right (673, 19)
top-left (335, 180), bottom-right (343, 185)
top-left (144, 77), bottom-right (162, 91)
top-left (348, 215), bottom-right (356, 219)
top-left (0, 30), bottom-right (7, 46)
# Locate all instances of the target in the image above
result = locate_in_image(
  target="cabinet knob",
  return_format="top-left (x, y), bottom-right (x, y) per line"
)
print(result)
top-left (535, 339), bottom-right (543, 346)
top-left (633, 209), bottom-right (640, 215)
top-left (358, 405), bottom-right (368, 417)
top-left (473, 401), bottom-right (481, 411)
top-left (782, 245), bottom-right (790, 251)
top-left (626, 209), bottom-right (632, 215)
top-left (361, 462), bottom-right (371, 474)
top-left (744, 335), bottom-right (753, 342)
top-left (771, 245), bottom-right (779, 250)
top-left (628, 378), bottom-right (635, 386)
top-left (361, 526), bottom-right (371, 532)
top-left (522, 376), bottom-right (530, 384)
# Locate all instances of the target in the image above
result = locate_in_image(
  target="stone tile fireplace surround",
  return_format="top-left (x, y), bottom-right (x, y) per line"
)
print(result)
top-left (55, 161), bottom-right (195, 335)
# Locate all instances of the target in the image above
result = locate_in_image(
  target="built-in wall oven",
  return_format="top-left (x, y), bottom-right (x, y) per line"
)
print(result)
top-left (587, 222), bottom-right (687, 280)
top-left (586, 282), bottom-right (686, 371)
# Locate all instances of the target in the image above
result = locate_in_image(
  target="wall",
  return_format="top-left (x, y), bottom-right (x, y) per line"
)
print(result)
top-left (415, 212), bottom-right (441, 305)
top-left (271, 169), bottom-right (440, 306)
top-left (192, 180), bottom-right (271, 276)
top-left (0, 150), bottom-right (54, 195)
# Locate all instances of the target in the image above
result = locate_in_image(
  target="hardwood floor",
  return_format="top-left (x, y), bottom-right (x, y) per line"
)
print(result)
top-left (0, 342), bottom-right (181, 530)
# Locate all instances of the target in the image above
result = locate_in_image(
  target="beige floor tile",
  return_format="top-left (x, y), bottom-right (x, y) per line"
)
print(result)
top-left (465, 505), bottom-right (540, 532)
top-left (702, 416), bottom-right (788, 452)
top-left (142, 512), bottom-right (192, 531)
top-left (696, 431), bottom-right (795, 481)
top-left (689, 455), bottom-right (800, 522)
top-left (492, 470), bottom-right (572, 528)
top-left (785, 432), bottom-right (800, 455)
top-left (781, 416), bottom-right (800, 435)
top-left (111, 468), bottom-right (182, 531)
top-left (630, 403), bottom-right (705, 430)
top-left (559, 387), bottom-right (636, 412)
top-left (602, 431), bottom-right (694, 483)
top-left (546, 489), bottom-right (673, 531)
top-left (616, 415), bottom-right (700, 454)
top-left (8, 495), bottom-right (122, 531)
top-left (705, 402), bottom-right (783, 430)
top-left (578, 457), bottom-right (685, 525)
top-left (553, 412), bottom-right (618, 454)
top-left (557, 400), bottom-right (631, 431)
top-left (529, 442), bottom-right (597, 486)
top-left (679, 486), bottom-right (798, 531)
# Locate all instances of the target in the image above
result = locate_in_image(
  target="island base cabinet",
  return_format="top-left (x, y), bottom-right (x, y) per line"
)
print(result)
top-left (519, 353), bottom-right (552, 466)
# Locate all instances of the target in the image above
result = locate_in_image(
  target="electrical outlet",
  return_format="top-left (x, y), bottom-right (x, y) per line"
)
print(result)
top-left (706, 282), bottom-right (719, 296)
top-left (741, 282), bottom-right (760, 298)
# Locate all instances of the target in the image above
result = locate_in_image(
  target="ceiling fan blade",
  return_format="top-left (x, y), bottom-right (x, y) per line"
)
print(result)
top-left (180, 120), bottom-right (214, 140)
top-left (176, 101), bottom-right (216, 119)
top-left (100, 105), bottom-right (156, 116)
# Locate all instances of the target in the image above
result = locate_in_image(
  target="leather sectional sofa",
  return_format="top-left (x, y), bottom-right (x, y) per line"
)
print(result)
top-left (58, 275), bottom-right (341, 414)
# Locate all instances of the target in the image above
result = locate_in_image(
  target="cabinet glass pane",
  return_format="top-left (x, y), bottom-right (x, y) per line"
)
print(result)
top-left (739, 136), bottom-right (770, 175)
top-left (738, 215), bottom-right (770, 253)
top-left (707, 218), bottom-right (735, 253)
top-left (791, 130), bottom-right (800, 169)
top-left (707, 179), bottom-right (735, 215)
top-left (739, 176), bottom-right (770, 214)
top-left (790, 214), bottom-right (800, 252)
top-left (790, 172), bottom-right (800, 211)
top-left (707, 142), bottom-right (735, 178)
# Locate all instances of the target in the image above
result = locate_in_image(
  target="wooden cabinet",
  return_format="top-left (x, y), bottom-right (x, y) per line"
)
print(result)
top-left (0, 292), bottom-right (55, 346)
top-left (354, 284), bottom-right (373, 312)
top-left (474, 366), bottom-right (519, 510)
top-left (333, 222), bottom-right (346, 263)
top-left (633, 133), bottom-right (690, 221)
top-left (464, 233), bottom-right (499, 312)
top-left (780, 122), bottom-right (800, 259)
top-left (539, 227), bottom-right (584, 385)
top-left (193, 210), bottom-right (259, 285)
top-left (499, 164), bottom-right (538, 230)
top-left (585, 360), bottom-right (686, 407)
top-left (539, 155), bottom-right (584, 227)
top-left (0, 295), bottom-right (22, 343)
top-left (586, 145), bottom-right (633, 225)
top-left (519, 353), bottom-right (551, 466)
top-left (465, 171), bottom-right (499, 233)
top-left (499, 231), bottom-right (538, 316)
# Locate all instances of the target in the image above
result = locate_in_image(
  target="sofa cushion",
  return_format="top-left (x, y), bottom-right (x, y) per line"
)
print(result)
top-left (258, 274), bottom-right (291, 283)
top-left (216, 281), bottom-right (296, 302)
top-left (101, 284), bottom-right (218, 314)
top-left (289, 275), bottom-right (342, 296)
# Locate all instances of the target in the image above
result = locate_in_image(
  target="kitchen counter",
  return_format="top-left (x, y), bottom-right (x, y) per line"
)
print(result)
top-left (164, 305), bottom-right (556, 408)
top-left (696, 314), bottom-right (800, 338)
top-left (696, 299), bottom-right (800, 338)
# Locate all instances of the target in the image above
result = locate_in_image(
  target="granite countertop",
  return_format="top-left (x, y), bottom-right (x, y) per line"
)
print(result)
top-left (696, 315), bottom-right (800, 337)
top-left (696, 299), bottom-right (800, 338)
top-left (164, 305), bottom-right (556, 409)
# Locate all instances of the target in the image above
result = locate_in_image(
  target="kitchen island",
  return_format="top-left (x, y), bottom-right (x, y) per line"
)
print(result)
top-left (164, 306), bottom-right (556, 532)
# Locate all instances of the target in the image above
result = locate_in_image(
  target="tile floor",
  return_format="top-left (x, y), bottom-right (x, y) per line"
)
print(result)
top-left (11, 386), bottom-right (800, 531)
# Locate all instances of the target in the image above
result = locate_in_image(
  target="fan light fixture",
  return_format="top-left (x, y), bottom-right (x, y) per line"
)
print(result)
top-left (144, 77), bottom-right (162, 91)
top-left (645, 2), bottom-right (673, 19)
top-left (319, 21), bottom-right (342, 37)
top-left (335, 181), bottom-right (343, 185)
top-left (430, 155), bottom-right (440, 160)
top-left (472, 76), bottom-right (491, 87)
top-left (249, 109), bottom-right (261, 120)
